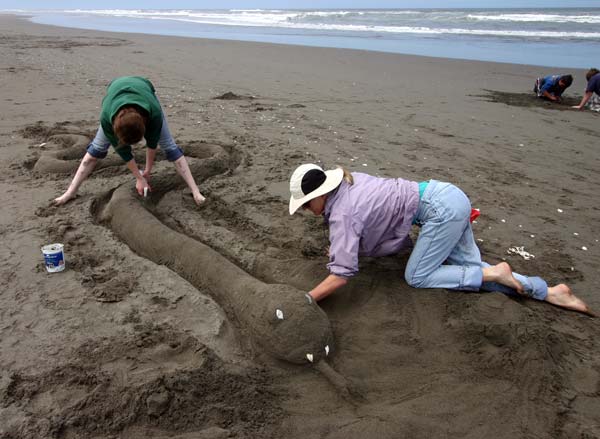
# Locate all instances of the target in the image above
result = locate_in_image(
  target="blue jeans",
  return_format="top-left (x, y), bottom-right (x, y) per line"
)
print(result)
top-left (406, 180), bottom-right (547, 301)
top-left (87, 109), bottom-right (184, 162)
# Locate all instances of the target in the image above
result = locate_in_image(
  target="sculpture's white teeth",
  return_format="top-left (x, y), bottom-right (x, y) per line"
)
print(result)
top-left (306, 353), bottom-right (314, 363)
top-left (325, 345), bottom-right (330, 356)
top-left (276, 309), bottom-right (284, 320)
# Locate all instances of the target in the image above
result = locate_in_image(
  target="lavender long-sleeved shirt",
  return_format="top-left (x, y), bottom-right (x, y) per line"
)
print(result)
top-left (324, 172), bottom-right (420, 278)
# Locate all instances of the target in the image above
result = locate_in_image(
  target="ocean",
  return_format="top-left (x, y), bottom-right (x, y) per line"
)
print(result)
top-left (8, 8), bottom-right (600, 68)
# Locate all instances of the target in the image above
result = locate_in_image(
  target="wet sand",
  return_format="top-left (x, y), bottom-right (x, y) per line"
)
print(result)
top-left (1, 14), bottom-right (600, 439)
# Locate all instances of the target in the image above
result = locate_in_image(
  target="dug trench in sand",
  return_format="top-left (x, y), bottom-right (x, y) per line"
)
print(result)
top-left (31, 132), bottom-right (221, 176)
top-left (32, 132), bottom-right (150, 175)
top-left (154, 185), bottom-right (336, 293)
top-left (89, 141), bottom-right (362, 399)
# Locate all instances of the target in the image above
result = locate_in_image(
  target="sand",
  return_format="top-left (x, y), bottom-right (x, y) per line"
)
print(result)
top-left (1, 14), bottom-right (600, 439)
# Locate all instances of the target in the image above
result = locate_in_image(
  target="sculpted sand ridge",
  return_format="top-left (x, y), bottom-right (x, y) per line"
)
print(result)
top-left (93, 143), bottom-right (335, 366)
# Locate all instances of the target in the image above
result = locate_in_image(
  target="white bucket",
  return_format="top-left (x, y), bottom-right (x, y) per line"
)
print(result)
top-left (41, 243), bottom-right (66, 273)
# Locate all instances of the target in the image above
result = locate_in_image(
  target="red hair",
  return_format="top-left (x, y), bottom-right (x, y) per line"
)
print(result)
top-left (113, 106), bottom-right (146, 145)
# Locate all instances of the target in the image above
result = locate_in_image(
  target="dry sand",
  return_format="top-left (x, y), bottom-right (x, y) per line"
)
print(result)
top-left (1, 14), bottom-right (599, 439)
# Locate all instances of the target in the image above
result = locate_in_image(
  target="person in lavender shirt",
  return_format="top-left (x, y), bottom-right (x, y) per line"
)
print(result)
top-left (289, 164), bottom-right (593, 316)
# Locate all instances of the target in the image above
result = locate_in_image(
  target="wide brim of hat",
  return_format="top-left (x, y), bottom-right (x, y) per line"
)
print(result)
top-left (289, 167), bottom-right (344, 215)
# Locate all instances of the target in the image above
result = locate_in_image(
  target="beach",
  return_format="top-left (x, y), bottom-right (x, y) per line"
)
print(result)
top-left (23, 8), bottom-right (600, 68)
top-left (1, 13), bottom-right (599, 438)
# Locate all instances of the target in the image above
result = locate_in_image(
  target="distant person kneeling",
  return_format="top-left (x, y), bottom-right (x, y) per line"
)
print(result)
top-left (533, 74), bottom-right (573, 102)
top-left (54, 76), bottom-right (206, 206)
top-left (572, 68), bottom-right (600, 111)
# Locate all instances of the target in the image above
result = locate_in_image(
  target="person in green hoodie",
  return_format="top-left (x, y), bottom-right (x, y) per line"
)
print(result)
top-left (54, 76), bottom-right (205, 206)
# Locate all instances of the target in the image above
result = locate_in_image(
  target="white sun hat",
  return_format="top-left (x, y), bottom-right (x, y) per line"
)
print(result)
top-left (289, 164), bottom-right (344, 215)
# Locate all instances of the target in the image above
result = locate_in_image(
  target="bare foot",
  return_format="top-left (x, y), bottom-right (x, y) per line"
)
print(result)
top-left (546, 284), bottom-right (595, 316)
top-left (482, 262), bottom-right (524, 294)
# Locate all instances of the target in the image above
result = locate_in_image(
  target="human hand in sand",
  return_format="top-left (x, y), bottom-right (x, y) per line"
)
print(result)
top-left (173, 156), bottom-right (205, 206)
top-left (53, 152), bottom-right (98, 206)
top-left (141, 168), bottom-right (151, 182)
top-left (572, 89), bottom-right (594, 110)
top-left (54, 191), bottom-right (76, 206)
top-left (135, 177), bottom-right (152, 197)
top-left (192, 190), bottom-right (206, 206)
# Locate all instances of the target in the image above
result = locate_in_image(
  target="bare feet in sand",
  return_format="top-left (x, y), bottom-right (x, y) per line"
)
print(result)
top-left (483, 264), bottom-right (594, 316)
top-left (482, 262), bottom-right (524, 294)
top-left (546, 284), bottom-right (595, 316)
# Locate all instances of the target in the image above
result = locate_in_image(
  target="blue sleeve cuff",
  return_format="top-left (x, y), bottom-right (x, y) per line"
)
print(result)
top-left (165, 147), bottom-right (184, 162)
top-left (86, 143), bottom-right (108, 159)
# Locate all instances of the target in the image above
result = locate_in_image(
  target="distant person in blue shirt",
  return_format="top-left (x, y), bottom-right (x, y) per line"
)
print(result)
top-left (572, 68), bottom-right (600, 111)
top-left (533, 74), bottom-right (573, 102)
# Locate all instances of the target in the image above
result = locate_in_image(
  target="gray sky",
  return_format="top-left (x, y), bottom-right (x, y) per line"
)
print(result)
top-left (3, 1), bottom-right (600, 9)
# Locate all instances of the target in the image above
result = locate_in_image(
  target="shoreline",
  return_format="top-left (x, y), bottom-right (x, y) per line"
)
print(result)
top-left (0, 13), bottom-right (593, 83)
top-left (1, 13), bottom-right (599, 439)
top-left (6, 11), bottom-right (599, 69)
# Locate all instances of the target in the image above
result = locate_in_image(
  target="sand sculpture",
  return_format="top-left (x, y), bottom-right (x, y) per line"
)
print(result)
top-left (32, 133), bottom-right (127, 174)
top-left (31, 133), bottom-right (223, 175)
top-left (35, 136), bottom-right (356, 398)
top-left (91, 144), bottom-right (335, 365)
top-left (97, 181), bottom-right (334, 365)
